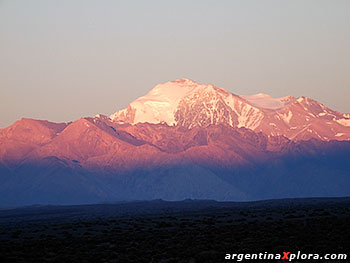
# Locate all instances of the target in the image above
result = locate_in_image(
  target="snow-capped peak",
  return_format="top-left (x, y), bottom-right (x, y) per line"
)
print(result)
top-left (171, 78), bottom-right (197, 85)
top-left (109, 79), bottom-right (350, 141)
top-left (240, 93), bottom-right (295, 110)
top-left (110, 78), bottom-right (230, 126)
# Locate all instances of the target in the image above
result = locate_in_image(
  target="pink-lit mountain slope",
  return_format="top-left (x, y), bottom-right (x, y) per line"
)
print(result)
top-left (110, 78), bottom-right (350, 141)
top-left (1, 79), bottom-right (350, 206)
top-left (1, 115), bottom-right (350, 206)
top-left (0, 117), bottom-right (287, 171)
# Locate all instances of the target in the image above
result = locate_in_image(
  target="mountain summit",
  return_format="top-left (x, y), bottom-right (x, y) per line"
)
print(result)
top-left (110, 79), bottom-right (350, 141)
top-left (1, 78), bottom-right (350, 206)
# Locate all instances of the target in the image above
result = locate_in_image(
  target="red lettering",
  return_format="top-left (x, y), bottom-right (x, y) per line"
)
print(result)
top-left (282, 252), bottom-right (290, 259)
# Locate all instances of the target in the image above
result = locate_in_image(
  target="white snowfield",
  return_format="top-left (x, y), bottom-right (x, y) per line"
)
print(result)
top-left (110, 78), bottom-right (207, 125)
top-left (240, 93), bottom-right (294, 110)
top-left (109, 78), bottom-right (350, 141)
top-left (110, 78), bottom-right (266, 129)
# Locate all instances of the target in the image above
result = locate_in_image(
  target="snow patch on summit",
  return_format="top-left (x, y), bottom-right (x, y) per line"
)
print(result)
top-left (108, 78), bottom-right (350, 141)
top-left (241, 93), bottom-right (294, 110)
top-left (110, 78), bottom-right (202, 125)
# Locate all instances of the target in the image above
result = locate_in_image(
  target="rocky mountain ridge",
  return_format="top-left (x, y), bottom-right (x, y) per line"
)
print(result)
top-left (111, 78), bottom-right (350, 141)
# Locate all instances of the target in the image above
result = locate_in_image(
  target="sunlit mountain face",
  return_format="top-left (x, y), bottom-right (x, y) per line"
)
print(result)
top-left (1, 79), bottom-right (350, 206)
top-left (111, 78), bottom-right (350, 141)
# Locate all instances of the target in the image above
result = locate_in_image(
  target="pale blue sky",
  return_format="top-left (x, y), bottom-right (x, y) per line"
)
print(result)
top-left (1, 0), bottom-right (349, 127)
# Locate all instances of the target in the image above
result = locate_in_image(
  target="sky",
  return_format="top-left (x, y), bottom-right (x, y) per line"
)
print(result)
top-left (1, 0), bottom-right (350, 128)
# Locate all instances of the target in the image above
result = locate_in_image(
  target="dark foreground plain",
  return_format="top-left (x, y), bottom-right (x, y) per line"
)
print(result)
top-left (0, 198), bottom-right (349, 263)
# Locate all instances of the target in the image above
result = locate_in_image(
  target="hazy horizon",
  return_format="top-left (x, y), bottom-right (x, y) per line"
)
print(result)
top-left (1, 0), bottom-right (350, 128)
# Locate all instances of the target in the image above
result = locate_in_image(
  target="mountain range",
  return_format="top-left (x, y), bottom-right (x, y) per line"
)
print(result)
top-left (111, 78), bottom-right (350, 141)
top-left (1, 79), bottom-right (350, 207)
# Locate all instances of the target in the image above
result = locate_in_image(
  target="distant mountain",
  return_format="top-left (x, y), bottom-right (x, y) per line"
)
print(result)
top-left (1, 117), bottom-right (350, 207)
top-left (111, 78), bottom-right (350, 141)
top-left (0, 79), bottom-right (350, 207)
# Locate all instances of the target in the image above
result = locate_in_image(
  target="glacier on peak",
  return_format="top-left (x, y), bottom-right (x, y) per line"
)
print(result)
top-left (109, 78), bottom-right (234, 126)
top-left (109, 79), bottom-right (295, 128)
top-left (108, 78), bottom-right (350, 141)
top-left (240, 93), bottom-right (295, 110)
